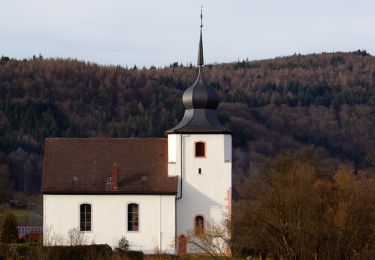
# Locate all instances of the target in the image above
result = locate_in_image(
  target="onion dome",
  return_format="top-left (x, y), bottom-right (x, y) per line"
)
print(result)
top-left (182, 68), bottom-right (219, 110)
top-left (167, 9), bottom-right (231, 135)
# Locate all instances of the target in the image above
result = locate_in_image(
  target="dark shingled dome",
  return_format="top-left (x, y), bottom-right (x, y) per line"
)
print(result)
top-left (182, 68), bottom-right (219, 110)
top-left (166, 63), bottom-right (231, 134)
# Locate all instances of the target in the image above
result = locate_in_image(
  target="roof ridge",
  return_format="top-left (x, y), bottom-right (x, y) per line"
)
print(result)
top-left (46, 137), bottom-right (167, 141)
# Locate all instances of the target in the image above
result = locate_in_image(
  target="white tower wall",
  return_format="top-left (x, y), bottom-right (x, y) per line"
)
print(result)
top-left (168, 133), bottom-right (232, 250)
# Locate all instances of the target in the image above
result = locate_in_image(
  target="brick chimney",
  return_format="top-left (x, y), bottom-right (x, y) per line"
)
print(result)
top-left (112, 162), bottom-right (118, 190)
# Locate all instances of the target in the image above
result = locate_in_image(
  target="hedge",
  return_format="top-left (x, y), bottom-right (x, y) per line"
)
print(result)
top-left (0, 243), bottom-right (113, 260)
top-left (124, 250), bottom-right (144, 259)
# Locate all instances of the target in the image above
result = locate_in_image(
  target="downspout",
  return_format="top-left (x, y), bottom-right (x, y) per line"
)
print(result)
top-left (159, 195), bottom-right (162, 251)
top-left (175, 196), bottom-right (177, 253)
top-left (177, 133), bottom-right (183, 200)
top-left (175, 133), bottom-right (183, 253)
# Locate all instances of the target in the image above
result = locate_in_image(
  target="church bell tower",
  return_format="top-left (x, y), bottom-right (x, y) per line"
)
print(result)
top-left (166, 9), bottom-right (232, 254)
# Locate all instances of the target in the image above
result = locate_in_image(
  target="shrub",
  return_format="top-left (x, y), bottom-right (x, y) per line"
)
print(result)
top-left (0, 243), bottom-right (8, 259)
top-left (0, 212), bottom-right (18, 243)
top-left (0, 243), bottom-right (39, 259)
top-left (117, 236), bottom-right (129, 251)
top-left (0, 243), bottom-right (112, 259)
top-left (67, 227), bottom-right (87, 246)
top-left (44, 244), bottom-right (112, 259)
top-left (125, 250), bottom-right (144, 260)
top-left (114, 236), bottom-right (143, 260)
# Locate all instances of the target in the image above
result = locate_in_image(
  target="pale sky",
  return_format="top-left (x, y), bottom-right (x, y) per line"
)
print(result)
top-left (1, 0), bottom-right (374, 67)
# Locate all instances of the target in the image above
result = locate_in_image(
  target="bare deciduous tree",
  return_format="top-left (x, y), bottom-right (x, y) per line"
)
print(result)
top-left (234, 148), bottom-right (375, 259)
top-left (67, 227), bottom-right (87, 246)
top-left (186, 217), bottom-right (232, 259)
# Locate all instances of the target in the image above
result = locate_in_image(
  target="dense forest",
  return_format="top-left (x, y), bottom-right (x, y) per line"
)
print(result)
top-left (0, 50), bottom-right (375, 204)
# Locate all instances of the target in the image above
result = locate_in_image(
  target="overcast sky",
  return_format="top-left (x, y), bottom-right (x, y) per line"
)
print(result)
top-left (1, 0), bottom-right (374, 67)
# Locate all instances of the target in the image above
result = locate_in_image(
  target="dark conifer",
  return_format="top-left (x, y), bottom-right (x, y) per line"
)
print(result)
top-left (0, 211), bottom-right (18, 243)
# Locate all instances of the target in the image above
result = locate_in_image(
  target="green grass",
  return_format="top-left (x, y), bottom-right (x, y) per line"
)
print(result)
top-left (10, 209), bottom-right (31, 218)
top-left (0, 209), bottom-right (33, 225)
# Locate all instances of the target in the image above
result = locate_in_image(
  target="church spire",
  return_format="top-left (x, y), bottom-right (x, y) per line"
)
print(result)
top-left (198, 6), bottom-right (204, 66)
top-left (166, 7), bottom-right (231, 135)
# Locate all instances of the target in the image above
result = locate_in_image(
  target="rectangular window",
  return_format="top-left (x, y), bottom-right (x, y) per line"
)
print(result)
top-left (80, 204), bottom-right (91, 231)
top-left (128, 203), bottom-right (139, 231)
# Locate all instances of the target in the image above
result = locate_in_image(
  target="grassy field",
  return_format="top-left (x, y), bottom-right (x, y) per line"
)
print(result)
top-left (9, 209), bottom-right (30, 218)
top-left (0, 209), bottom-right (42, 226)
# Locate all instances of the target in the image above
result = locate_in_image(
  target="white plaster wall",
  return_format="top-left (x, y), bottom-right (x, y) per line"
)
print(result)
top-left (168, 134), bottom-right (177, 163)
top-left (168, 134), bottom-right (232, 249)
top-left (43, 194), bottom-right (175, 254)
top-left (168, 134), bottom-right (181, 178)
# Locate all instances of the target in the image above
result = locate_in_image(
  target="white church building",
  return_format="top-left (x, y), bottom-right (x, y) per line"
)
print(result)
top-left (42, 17), bottom-right (232, 255)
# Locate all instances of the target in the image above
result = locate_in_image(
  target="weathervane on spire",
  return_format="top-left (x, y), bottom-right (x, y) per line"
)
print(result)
top-left (198, 5), bottom-right (204, 66)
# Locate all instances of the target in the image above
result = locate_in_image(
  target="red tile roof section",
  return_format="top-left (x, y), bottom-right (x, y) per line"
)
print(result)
top-left (42, 138), bottom-right (177, 195)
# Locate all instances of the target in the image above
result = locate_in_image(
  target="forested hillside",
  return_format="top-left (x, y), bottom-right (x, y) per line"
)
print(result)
top-left (1, 50), bottom-right (375, 202)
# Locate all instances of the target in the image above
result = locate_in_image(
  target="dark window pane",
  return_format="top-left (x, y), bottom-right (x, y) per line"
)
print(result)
top-left (128, 203), bottom-right (139, 231)
top-left (195, 142), bottom-right (205, 157)
top-left (195, 216), bottom-right (204, 235)
top-left (80, 204), bottom-right (92, 231)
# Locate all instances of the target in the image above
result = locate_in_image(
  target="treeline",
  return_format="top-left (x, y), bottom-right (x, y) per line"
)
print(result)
top-left (0, 51), bottom-right (375, 200)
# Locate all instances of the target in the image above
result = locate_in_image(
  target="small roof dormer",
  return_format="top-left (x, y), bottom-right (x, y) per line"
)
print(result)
top-left (167, 9), bottom-right (231, 135)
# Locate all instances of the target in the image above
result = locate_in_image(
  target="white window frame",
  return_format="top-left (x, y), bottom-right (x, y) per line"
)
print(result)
top-left (126, 202), bottom-right (140, 232)
top-left (79, 203), bottom-right (93, 232)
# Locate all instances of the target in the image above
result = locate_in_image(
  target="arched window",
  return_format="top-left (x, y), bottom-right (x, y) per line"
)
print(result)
top-left (195, 142), bottom-right (206, 157)
top-left (195, 215), bottom-right (204, 235)
top-left (128, 203), bottom-right (139, 231)
top-left (80, 204), bottom-right (91, 231)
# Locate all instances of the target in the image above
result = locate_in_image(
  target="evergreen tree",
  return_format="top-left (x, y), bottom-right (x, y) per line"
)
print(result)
top-left (0, 212), bottom-right (18, 243)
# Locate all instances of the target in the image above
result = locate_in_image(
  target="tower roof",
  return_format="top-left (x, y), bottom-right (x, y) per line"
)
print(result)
top-left (167, 9), bottom-right (231, 135)
top-left (182, 68), bottom-right (219, 110)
